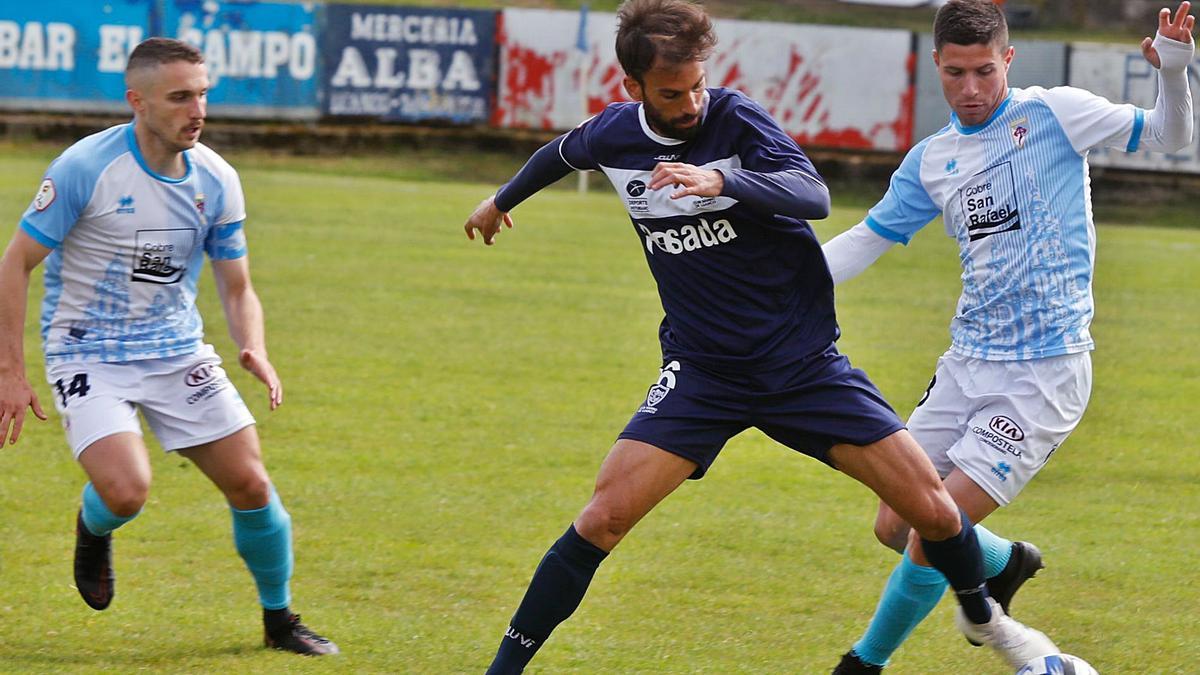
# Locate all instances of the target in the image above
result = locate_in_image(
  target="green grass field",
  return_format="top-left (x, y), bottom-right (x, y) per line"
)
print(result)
top-left (0, 139), bottom-right (1196, 674)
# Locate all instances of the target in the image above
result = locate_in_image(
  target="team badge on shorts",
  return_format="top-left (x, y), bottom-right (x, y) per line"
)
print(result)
top-left (639, 361), bottom-right (680, 414)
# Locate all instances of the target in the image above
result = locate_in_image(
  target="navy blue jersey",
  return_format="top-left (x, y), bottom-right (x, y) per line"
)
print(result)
top-left (500, 88), bottom-right (837, 373)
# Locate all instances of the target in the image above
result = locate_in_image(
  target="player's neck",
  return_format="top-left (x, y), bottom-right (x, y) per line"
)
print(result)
top-left (132, 120), bottom-right (188, 179)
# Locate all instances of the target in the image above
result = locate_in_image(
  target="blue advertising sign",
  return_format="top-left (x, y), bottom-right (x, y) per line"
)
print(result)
top-left (167, 0), bottom-right (320, 119)
top-left (0, 0), bottom-right (150, 113)
top-left (322, 5), bottom-right (496, 123)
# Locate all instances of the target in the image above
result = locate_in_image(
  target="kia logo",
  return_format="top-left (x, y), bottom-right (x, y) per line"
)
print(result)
top-left (626, 180), bottom-right (646, 196)
top-left (185, 362), bottom-right (217, 387)
top-left (989, 415), bottom-right (1024, 441)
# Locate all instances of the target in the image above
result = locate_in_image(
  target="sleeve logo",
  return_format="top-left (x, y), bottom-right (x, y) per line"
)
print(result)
top-left (33, 178), bottom-right (56, 211)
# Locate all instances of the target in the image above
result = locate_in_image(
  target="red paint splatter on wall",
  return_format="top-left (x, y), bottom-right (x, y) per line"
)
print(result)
top-left (493, 16), bottom-right (569, 129)
top-left (587, 57), bottom-right (628, 115)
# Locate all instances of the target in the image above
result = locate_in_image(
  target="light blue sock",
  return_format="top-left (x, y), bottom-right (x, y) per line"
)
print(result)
top-left (231, 486), bottom-right (293, 610)
top-left (975, 524), bottom-right (1013, 578)
top-left (80, 482), bottom-right (140, 536)
top-left (852, 553), bottom-right (947, 666)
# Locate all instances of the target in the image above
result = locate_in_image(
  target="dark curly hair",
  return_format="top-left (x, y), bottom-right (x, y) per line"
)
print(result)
top-left (615, 0), bottom-right (717, 82)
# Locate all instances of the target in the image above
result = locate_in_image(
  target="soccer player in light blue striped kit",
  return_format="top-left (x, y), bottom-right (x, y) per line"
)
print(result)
top-left (826, 1), bottom-right (1194, 672)
top-left (0, 38), bottom-right (336, 655)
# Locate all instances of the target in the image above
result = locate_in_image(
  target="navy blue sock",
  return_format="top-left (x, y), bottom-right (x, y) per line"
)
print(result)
top-left (919, 510), bottom-right (991, 625)
top-left (486, 525), bottom-right (608, 675)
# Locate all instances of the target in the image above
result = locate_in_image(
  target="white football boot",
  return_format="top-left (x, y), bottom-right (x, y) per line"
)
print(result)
top-left (955, 597), bottom-right (1059, 668)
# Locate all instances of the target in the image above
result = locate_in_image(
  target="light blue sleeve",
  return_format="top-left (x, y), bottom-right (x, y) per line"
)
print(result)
top-left (18, 154), bottom-right (98, 248)
top-left (864, 139), bottom-right (941, 245)
top-left (203, 161), bottom-right (248, 260)
top-left (204, 220), bottom-right (247, 260)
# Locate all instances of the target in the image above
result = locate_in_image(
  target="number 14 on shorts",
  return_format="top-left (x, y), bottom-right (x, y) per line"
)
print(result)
top-left (54, 373), bottom-right (90, 407)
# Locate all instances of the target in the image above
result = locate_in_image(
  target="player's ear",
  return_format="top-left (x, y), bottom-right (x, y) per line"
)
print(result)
top-left (1003, 45), bottom-right (1015, 69)
top-left (931, 49), bottom-right (941, 69)
top-left (623, 75), bottom-right (644, 102)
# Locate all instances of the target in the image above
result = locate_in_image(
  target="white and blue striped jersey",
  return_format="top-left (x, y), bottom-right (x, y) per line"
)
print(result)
top-left (866, 86), bottom-right (1144, 361)
top-left (19, 123), bottom-right (248, 364)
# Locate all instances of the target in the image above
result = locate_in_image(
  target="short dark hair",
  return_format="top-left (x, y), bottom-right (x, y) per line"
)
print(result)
top-left (615, 0), bottom-right (716, 82)
top-left (125, 37), bottom-right (204, 74)
top-left (933, 0), bottom-right (1009, 52)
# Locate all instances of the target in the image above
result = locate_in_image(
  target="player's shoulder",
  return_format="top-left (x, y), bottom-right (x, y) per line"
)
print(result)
top-left (1012, 84), bottom-right (1108, 111)
top-left (51, 123), bottom-right (133, 182)
top-left (587, 99), bottom-right (640, 128)
top-left (705, 87), bottom-right (767, 118)
top-left (188, 142), bottom-right (241, 183)
top-left (907, 123), bottom-right (954, 166)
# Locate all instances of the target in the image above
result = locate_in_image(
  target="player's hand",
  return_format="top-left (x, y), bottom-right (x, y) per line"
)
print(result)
top-left (648, 162), bottom-right (725, 200)
top-left (0, 371), bottom-right (48, 446)
top-left (464, 195), bottom-right (514, 246)
top-left (1142, 1), bottom-right (1195, 68)
top-left (239, 348), bottom-right (282, 411)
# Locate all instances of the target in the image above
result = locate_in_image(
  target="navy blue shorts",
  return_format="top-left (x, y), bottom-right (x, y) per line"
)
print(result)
top-left (617, 347), bottom-right (905, 479)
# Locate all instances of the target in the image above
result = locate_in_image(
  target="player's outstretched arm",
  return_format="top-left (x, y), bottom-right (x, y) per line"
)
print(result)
top-left (465, 136), bottom-right (577, 246)
top-left (822, 221), bottom-right (897, 285)
top-left (1137, 2), bottom-right (1196, 151)
top-left (1141, 1), bottom-right (1195, 68)
top-left (211, 256), bottom-right (282, 410)
top-left (464, 195), bottom-right (513, 246)
top-left (0, 230), bottom-right (51, 445)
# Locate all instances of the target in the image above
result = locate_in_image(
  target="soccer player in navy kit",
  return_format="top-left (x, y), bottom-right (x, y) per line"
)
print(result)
top-left (0, 38), bottom-right (335, 655)
top-left (465, 1), bottom-right (1058, 672)
top-left (825, 1), bottom-right (1194, 672)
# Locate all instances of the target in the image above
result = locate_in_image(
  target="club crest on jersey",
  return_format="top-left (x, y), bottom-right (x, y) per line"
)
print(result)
top-left (639, 361), bottom-right (680, 414)
top-left (1009, 117), bottom-right (1029, 149)
top-left (33, 178), bottom-right (56, 211)
top-left (194, 193), bottom-right (206, 215)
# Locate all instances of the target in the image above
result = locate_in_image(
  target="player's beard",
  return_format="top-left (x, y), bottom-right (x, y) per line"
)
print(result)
top-left (643, 99), bottom-right (702, 142)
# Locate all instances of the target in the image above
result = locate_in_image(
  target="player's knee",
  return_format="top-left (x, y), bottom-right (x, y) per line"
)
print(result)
top-left (103, 483), bottom-right (149, 517)
top-left (224, 472), bottom-right (272, 510)
top-left (918, 499), bottom-right (963, 541)
top-left (575, 501), bottom-right (634, 550)
top-left (874, 519), bottom-right (910, 553)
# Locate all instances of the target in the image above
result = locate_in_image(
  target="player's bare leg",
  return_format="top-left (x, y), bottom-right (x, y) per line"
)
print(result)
top-left (75, 432), bottom-right (152, 610)
top-left (878, 469), bottom-right (1043, 613)
top-left (180, 426), bottom-right (338, 656)
top-left (829, 431), bottom-right (1057, 668)
top-left (486, 439), bottom-right (697, 674)
top-left (574, 439), bottom-right (698, 551)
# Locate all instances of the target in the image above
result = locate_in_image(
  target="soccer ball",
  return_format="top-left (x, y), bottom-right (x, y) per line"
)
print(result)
top-left (1015, 653), bottom-right (1098, 675)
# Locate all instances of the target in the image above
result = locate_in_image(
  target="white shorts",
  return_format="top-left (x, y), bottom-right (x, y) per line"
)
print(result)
top-left (907, 350), bottom-right (1092, 506)
top-left (45, 344), bottom-right (256, 459)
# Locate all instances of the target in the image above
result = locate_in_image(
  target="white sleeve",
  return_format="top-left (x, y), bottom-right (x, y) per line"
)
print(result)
top-left (217, 166), bottom-right (247, 226)
top-left (1038, 86), bottom-right (1144, 154)
top-left (822, 220), bottom-right (896, 285)
top-left (1139, 33), bottom-right (1194, 153)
